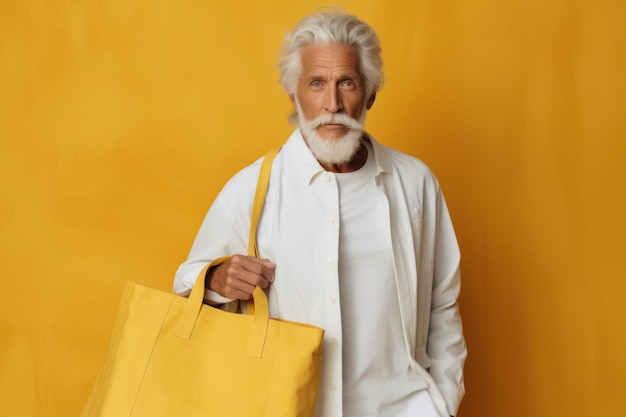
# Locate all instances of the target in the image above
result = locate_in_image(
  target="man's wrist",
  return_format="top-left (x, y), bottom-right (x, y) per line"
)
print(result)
top-left (205, 265), bottom-right (218, 290)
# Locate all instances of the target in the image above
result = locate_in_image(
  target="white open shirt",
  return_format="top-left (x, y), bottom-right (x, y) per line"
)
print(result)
top-left (174, 129), bottom-right (466, 417)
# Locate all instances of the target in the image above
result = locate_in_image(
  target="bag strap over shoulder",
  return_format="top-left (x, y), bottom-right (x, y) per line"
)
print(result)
top-left (249, 146), bottom-right (281, 258)
top-left (175, 147), bottom-right (281, 360)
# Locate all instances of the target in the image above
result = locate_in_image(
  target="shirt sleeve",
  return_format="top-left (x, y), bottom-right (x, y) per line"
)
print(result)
top-left (173, 165), bottom-right (259, 309)
top-left (427, 190), bottom-right (467, 416)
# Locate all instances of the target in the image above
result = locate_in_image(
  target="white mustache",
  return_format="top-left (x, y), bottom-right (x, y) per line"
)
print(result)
top-left (307, 113), bottom-right (363, 130)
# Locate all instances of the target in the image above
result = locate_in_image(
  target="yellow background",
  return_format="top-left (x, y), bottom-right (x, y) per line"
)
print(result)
top-left (1, 0), bottom-right (625, 416)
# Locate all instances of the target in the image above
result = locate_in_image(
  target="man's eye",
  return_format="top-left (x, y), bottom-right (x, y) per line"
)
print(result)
top-left (341, 80), bottom-right (356, 89)
top-left (310, 81), bottom-right (323, 88)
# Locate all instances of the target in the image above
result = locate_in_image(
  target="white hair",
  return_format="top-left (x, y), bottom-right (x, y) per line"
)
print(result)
top-left (277, 9), bottom-right (385, 98)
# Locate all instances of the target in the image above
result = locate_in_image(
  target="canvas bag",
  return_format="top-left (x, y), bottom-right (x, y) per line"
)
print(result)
top-left (81, 146), bottom-right (325, 417)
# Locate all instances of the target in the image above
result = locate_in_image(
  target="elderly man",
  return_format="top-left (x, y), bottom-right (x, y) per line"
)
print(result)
top-left (174, 9), bottom-right (466, 417)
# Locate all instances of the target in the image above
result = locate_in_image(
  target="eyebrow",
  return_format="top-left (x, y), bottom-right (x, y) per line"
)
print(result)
top-left (305, 72), bottom-right (362, 81)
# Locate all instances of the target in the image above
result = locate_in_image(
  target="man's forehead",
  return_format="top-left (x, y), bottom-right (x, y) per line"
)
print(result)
top-left (300, 44), bottom-right (360, 74)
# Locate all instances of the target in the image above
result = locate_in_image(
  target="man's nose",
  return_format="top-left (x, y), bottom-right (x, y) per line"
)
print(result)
top-left (324, 87), bottom-right (343, 113)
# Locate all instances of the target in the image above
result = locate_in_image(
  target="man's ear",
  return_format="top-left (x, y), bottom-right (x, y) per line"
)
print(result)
top-left (289, 94), bottom-right (296, 108)
top-left (366, 93), bottom-right (376, 110)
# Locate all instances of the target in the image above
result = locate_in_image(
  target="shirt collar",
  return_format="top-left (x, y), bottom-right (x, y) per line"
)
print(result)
top-left (282, 128), bottom-right (392, 185)
top-left (362, 131), bottom-right (392, 178)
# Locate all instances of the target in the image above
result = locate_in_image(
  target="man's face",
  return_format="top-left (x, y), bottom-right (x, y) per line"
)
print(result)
top-left (290, 44), bottom-right (374, 141)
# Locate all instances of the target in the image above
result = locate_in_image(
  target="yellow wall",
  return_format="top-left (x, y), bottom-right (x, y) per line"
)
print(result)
top-left (1, 1), bottom-right (624, 416)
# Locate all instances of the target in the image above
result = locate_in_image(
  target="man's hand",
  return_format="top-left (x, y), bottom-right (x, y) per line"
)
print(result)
top-left (207, 254), bottom-right (276, 300)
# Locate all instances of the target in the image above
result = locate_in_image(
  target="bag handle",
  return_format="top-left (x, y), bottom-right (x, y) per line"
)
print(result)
top-left (244, 145), bottom-right (281, 319)
top-left (248, 146), bottom-right (281, 258)
top-left (244, 146), bottom-right (281, 358)
top-left (175, 146), bottom-right (281, 360)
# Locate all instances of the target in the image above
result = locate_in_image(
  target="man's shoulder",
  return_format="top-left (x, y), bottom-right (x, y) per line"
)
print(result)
top-left (216, 156), bottom-right (265, 204)
top-left (388, 146), bottom-right (432, 171)
top-left (369, 137), bottom-right (437, 180)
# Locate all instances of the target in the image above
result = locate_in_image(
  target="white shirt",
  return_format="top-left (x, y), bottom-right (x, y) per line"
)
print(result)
top-left (336, 142), bottom-right (427, 416)
top-left (174, 129), bottom-right (466, 417)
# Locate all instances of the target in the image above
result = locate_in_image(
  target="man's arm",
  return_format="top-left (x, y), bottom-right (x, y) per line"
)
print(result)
top-left (427, 190), bottom-right (467, 416)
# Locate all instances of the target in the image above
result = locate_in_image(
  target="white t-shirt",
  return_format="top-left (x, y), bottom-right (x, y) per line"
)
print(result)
top-left (336, 142), bottom-right (429, 416)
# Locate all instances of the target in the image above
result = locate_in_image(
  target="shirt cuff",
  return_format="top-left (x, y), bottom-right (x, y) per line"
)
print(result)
top-left (203, 289), bottom-right (234, 305)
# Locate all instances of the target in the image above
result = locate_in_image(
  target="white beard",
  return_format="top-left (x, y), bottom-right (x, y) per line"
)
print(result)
top-left (295, 101), bottom-right (367, 165)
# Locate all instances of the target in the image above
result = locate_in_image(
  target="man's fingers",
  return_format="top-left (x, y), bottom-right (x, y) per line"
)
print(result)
top-left (223, 278), bottom-right (256, 300)
top-left (230, 255), bottom-right (276, 286)
top-left (209, 255), bottom-right (276, 300)
top-left (255, 258), bottom-right (276, 283)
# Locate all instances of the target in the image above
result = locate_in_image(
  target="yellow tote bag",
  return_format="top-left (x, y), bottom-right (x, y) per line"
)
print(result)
top-left (82, 147), bottom-right (324, 417)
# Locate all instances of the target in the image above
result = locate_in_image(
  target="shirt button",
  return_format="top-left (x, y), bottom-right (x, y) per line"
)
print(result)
top-left (328, 218), bottom-right (336, 224)
top-left (329, 337), bottom-right (338, 345)
top-left (328, 295), bottom-right (336, 303)
top-left (326, 257), bottom-right (333, 263)
top-left (330, 383), bottom-right (338, 391)
top-left (324, 175), bottom-right (331, 183)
